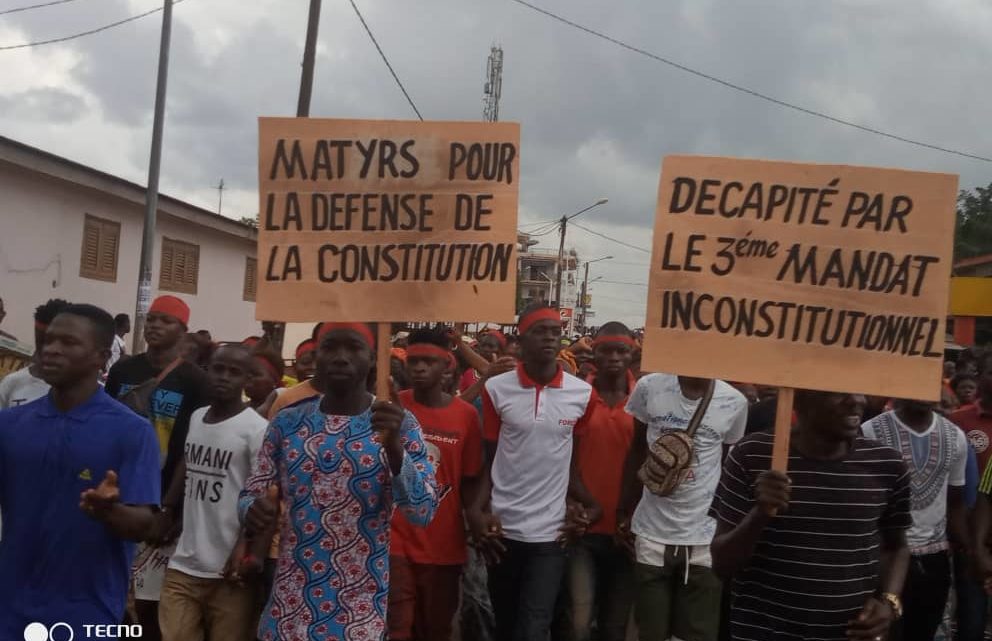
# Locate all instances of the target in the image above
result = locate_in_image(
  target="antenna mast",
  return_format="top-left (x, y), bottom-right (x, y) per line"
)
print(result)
top-left (483, 45), bottom-right (503, 122)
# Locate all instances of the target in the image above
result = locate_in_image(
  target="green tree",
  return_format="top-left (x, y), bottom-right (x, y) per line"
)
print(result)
top-left (956, 183), bottom-right (992, 259)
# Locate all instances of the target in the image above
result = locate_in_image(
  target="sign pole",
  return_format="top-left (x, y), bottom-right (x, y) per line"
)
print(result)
top-left (376, 323), bottom-right (392, 400)
top-left (771, 387), bottom-right (794, 472)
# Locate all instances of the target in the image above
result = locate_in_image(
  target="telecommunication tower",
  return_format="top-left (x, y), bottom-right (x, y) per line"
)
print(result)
top-left (483, 45), bottom-right (503, 122)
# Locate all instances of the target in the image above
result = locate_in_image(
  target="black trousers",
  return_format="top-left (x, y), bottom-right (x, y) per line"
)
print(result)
top-left (890, 551), bottom-right (951, 641)
top-left (488, 539), bottom-right (568, 641)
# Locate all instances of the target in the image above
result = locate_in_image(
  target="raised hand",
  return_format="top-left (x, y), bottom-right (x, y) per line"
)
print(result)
top-left (371, 400), bottom-right (405, 449)
top-left (755, 470), bottom-right (791, 517)
top-left (80, 470), bottom-right (121, 519)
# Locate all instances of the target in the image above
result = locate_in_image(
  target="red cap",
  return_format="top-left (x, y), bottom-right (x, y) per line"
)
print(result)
top-left (149, 295), bottom-right (190, 326)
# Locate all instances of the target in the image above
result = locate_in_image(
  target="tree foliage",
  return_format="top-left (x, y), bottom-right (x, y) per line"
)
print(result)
top-left (956, 183), bottom-right (992, 260)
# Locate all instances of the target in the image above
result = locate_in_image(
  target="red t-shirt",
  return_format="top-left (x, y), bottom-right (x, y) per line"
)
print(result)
top-left (951, 401), bottom-right (992, 470)
top-left (459, 368), bottom-right (480, 393)
top-left (575, 373), bottom-right (635, 535)
top-left (391, 390), bottom-right (482, 565)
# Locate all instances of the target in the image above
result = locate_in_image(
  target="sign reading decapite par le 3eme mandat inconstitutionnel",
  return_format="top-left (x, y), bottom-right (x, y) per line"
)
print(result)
top-left (642, 156), bottom-right (957, 401)
top-left (256, 117), bottom-right (521, 323)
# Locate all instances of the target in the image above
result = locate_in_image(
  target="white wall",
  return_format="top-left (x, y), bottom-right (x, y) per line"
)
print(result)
top-left (0, 165), bottom-right (260, 346)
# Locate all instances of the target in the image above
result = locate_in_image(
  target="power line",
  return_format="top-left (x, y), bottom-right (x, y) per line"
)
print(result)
top-left (509, 0), bottom-right (992, 163)
top-left (0, 0), bottom-right (186, 51)
top-left (608, 260), bottom-right (651, 267)
top-left (598, 279), bottom-right (648, 287)
top-left (346, 0), bottom-right (423, 121)
top-left (519, 218), bottom-right (560, 228)
top-left (571, 221), bottom-right (651, 253)
top-left (525, 224), bottom-right (561, 237)
top-left (0, 0), bottom-right (78, 16)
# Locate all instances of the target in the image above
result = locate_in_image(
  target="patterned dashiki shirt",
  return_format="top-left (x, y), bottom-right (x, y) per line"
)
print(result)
top-left (239, 397), bottom-right (438, 641)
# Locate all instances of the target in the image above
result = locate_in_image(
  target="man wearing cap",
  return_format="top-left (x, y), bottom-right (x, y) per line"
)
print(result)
top-left (240, 322), bottom-right (437, 641)
top-left (469, 303), bottom-right (595, 641)
top-left (105, 295), bottom-right (209, 640)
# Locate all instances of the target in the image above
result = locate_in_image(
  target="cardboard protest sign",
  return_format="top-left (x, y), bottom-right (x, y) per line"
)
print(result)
top-left (256, 118), bottom-right (521, 323)
top-left (642, 156), bottom-right (957, 401)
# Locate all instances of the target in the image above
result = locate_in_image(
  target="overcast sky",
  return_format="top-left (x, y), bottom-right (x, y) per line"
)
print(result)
top-left (2, 0), bottom-right (991, 327)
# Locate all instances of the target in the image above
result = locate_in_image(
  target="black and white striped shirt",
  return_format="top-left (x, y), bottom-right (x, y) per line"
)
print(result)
top-left (709, 431), bottom-right (911, 641)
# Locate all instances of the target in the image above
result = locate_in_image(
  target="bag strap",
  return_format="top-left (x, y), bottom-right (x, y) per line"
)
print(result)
top-left (684, 379), bottom-right (716, 438)
top-left (153, 357), bottom-right (183, 385)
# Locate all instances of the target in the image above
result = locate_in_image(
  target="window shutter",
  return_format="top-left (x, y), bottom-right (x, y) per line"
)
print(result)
top-left (80, 214), bottom-right (120, 282)
top-left (82, 222), bottom-right (99, 272)
top-left (244, 257), bottom-right (257, 301)
top-left (159, 238), bottom-right (199, 295)
top-left (160, 241), bottom-right (174, 290)
top-left (99, 221), bottom-right (118, 276)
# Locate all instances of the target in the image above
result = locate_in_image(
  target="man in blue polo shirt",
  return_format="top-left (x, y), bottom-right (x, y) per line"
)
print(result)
top-left (0, 303), bottom-right (160, 638)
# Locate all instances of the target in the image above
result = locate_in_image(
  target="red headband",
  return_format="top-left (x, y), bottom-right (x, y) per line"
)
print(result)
top-left (484, 330), bottom-right (508, 348)
top-left (518, 308), bottom-right (561, 335)
top-left (254, 356), bottom-right (282, 384)
top-left (295, 340), bottom-right (316, 361)
top-left (406, 344), bottom-right (451, 360)
top-left (35, 320), bottom-right (48, 331)
top-left (592, 335), bottom-right (638, 349)
top-left (149, 295), bottom-right (190, 326)
top-left (317, 322), bottom-right (376, 349)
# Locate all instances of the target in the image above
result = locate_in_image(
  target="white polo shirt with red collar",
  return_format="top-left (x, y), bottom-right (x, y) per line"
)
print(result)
top-left (482, 363), bottom-right (594, 543)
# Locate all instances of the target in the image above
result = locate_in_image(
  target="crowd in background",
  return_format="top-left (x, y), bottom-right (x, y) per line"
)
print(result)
top-left (0, 294), bottom-right (991, 641)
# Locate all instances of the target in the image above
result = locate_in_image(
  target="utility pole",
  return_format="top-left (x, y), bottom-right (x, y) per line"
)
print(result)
top-left (578, 256), bottom-right (610, 332)
top-left (579, 261), bottom-right (589, 332)
top-left (267, 0), bottom-right (322, 354)
top-left (297, 0), bottom-right (322, 117)
top-left (553, 199), bottom-right (609, 310)
top-left (554, 216), bottom-right (567, 308)
top-left (132, 0), bottom-right (173, 355)
top-left (216, 178), bottom-right (225, 216)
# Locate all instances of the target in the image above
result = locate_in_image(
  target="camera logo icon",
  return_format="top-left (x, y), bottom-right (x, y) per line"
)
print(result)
top-left (24, 622), bottom-right (74, 641)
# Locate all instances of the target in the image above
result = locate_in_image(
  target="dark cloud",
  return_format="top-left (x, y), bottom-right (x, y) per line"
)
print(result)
top-left (2, 0), bottom-right (991, 325)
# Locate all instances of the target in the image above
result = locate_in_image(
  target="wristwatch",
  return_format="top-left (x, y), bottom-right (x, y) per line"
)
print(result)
top-left (877, 591), bottom-right (903, 620)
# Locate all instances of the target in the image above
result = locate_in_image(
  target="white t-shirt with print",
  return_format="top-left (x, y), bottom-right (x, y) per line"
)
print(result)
top-left (169, 406), bottom-right (268, 578)
top-left (862, 410), bottom-right (967, 552)
top-left (626, 374), bottom-right (747, 547)
top-left (0, 367), bottom-right (49, 410)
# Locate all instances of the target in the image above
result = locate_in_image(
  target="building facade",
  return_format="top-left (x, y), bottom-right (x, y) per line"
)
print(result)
top-left (0, 137), bottom-right (260, 348)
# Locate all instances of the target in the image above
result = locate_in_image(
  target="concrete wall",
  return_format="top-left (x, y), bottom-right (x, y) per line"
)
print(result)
top-left (0, 164), bottom-right (260, 346)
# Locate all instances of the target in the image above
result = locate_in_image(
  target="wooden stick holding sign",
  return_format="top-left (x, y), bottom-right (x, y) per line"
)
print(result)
top-left (771, 387), bottom-right (794, 472)
top-left (376, 323), bottom-right (392, 401)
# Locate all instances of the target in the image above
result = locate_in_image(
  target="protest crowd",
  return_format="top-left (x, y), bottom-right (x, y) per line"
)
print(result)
top-left (0, 288), bottom-right (988, 641)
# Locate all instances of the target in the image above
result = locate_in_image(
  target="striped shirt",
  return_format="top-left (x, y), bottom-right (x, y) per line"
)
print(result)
top-left (976, 447), bottom-right (992, 496)
top-left (709, 432), bottom-right (911, 641)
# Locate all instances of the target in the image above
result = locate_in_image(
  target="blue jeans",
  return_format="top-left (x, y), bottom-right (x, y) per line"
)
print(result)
top-left (488, 539), bottom-right (568, 641)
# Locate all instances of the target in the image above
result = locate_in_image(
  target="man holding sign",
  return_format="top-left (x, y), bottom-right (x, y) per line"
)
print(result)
top-left (637, 156), bottom-right (954, 641)
top-left (710, 390), bottom-right (911, 641)
top-left (238, 323), bottom-right (437, 641)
